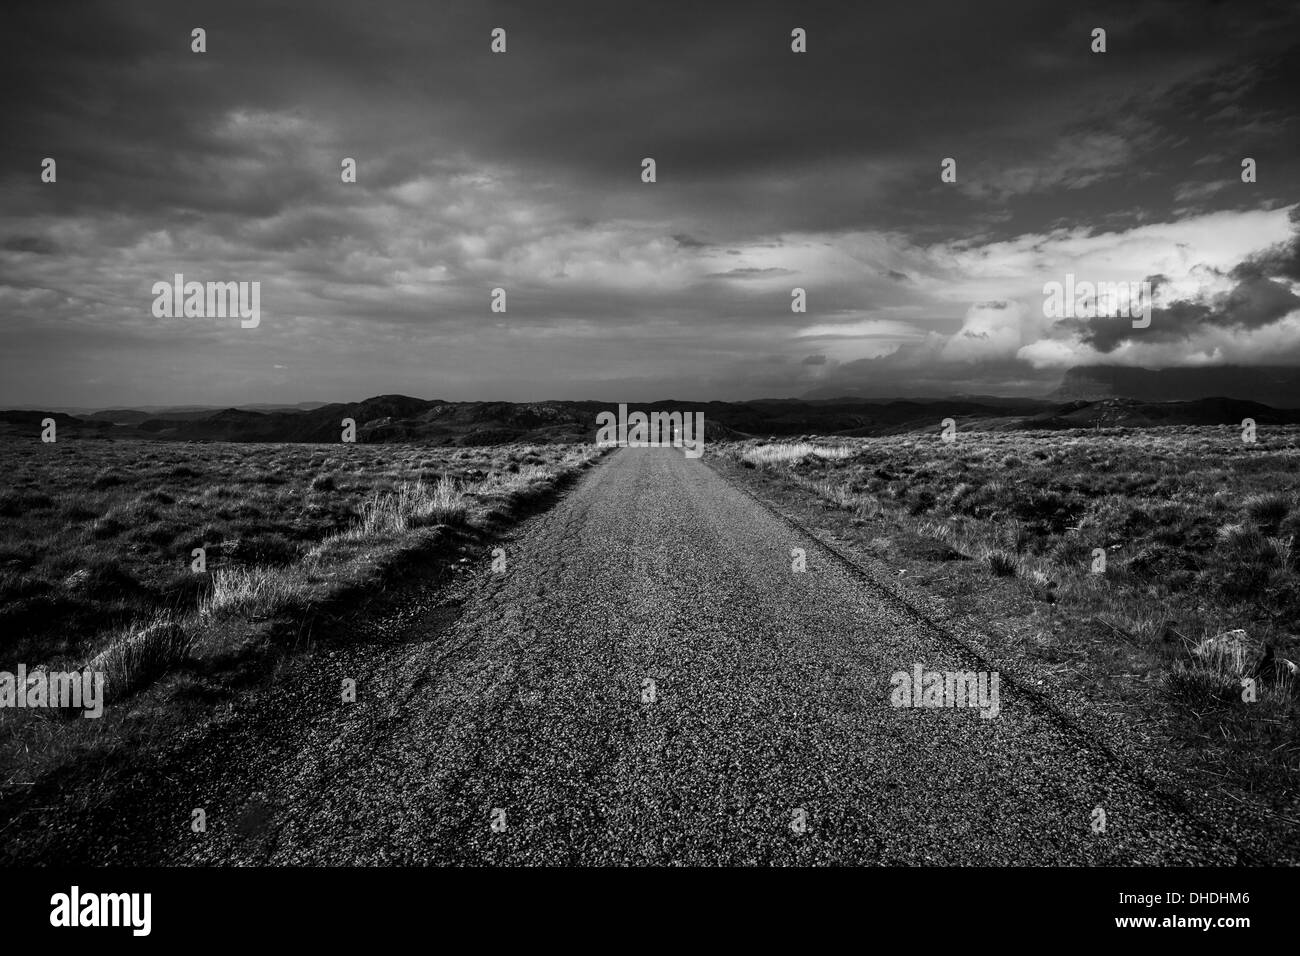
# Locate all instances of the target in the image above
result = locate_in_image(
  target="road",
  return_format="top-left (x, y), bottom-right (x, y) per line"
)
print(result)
top-left (17, 446), bottom-right (1245, 864)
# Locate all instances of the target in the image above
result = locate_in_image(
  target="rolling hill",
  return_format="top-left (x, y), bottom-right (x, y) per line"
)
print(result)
top-left (4, 393), bottom-right (1298, 444)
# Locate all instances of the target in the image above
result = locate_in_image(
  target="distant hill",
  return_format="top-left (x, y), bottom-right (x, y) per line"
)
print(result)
top-left (2, 392), bottom-right (1297, 444)
top-left (1053, 366), bottom-right (1300, 408)
top-left (0, 409), bottom-right (117, 439)
top-left (994, 397), bottom-right (1300, 430)
top-left (83, 402), bottom-right (329, 424)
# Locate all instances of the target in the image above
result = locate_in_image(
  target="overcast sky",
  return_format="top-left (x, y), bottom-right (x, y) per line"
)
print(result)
top-left (1, 0), bottom-right (1297, 407)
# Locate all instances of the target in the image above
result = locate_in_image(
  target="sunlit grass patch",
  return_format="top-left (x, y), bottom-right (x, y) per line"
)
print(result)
top-left (85, 611), bottom-right (196, 701)
top-left (740, 442), bottom-right (856, 466)
top-left (201, 566), bottom-right (304, 618)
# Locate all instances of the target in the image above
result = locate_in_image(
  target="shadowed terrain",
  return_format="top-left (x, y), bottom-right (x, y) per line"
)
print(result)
top-left (2, 447), bottom-right (1276, 865)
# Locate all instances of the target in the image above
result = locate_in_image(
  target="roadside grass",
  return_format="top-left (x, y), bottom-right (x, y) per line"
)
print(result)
top-left (718, 428), bottom-right (1300, 829)
top-left (741, 441), bottom-right (855, 467)
top-left (352, 476), bottom-right (470, 535)
top-left (0, 439), bottom-right (606, 783)
top-left (0, 441), bottom-right (591, 670)
top-left (87, 612), bottom-right (196, 702)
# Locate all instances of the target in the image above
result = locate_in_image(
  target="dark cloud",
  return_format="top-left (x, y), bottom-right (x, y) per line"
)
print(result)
top-left (2, 237), bottom-right (58, 255)
top-left (1232, 219), bottom-right (1300, 282)
top-left (817, 354), bottom-right (1059, 399)
top-left (1074, 272), bottom-right (1299, 354)
top-left (707, 267), bottom-right (797, 279)
top-left (1220, 276), bottom-right (1300, 328)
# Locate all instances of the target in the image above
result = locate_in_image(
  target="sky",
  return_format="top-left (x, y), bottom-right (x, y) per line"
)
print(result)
top-left (1, 0), bottom-right (1297, 407)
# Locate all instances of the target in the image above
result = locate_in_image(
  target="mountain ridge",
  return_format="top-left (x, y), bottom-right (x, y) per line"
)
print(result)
top-left (1052, 365), bottom-right (1300, 408)
top-left (4, 392), bottom-right (1298, 444)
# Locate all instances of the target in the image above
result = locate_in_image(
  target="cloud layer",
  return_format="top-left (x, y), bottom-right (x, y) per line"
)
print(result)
top-left (1, 0), bottom-right (1297, 405)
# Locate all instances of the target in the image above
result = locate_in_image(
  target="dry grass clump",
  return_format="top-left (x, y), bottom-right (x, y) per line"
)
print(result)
top-left (84, 612), bottom-right (196, 702)
top-left (354, 477), bottom-right (470, 535)
top-left (741, 442), bottom-right (856, 466)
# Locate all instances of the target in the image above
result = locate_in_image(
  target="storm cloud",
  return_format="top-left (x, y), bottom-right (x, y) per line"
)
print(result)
top-left (1, 0), bottom-right (1297, 405)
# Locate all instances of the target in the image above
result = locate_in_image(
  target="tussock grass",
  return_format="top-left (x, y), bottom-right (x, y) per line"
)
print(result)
top-left (201, 566), bottom-right (304, 619)
top-left (85, 612), bottom-right (196, 702)
top-left (1244, 492), bottom-right (1291, 528)
top-left (793, 476), bottom-right (860, 511)
top-left (741, 442), bottom-right (855, 466)
top-left (354, 477), bottom-right (469, 535)
top-left (987, 549), bottom-right (1018, 577)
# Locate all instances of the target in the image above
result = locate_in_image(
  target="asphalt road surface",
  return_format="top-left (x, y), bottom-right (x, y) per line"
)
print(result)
top-left (20, 446), bottom-right (1247, 865)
